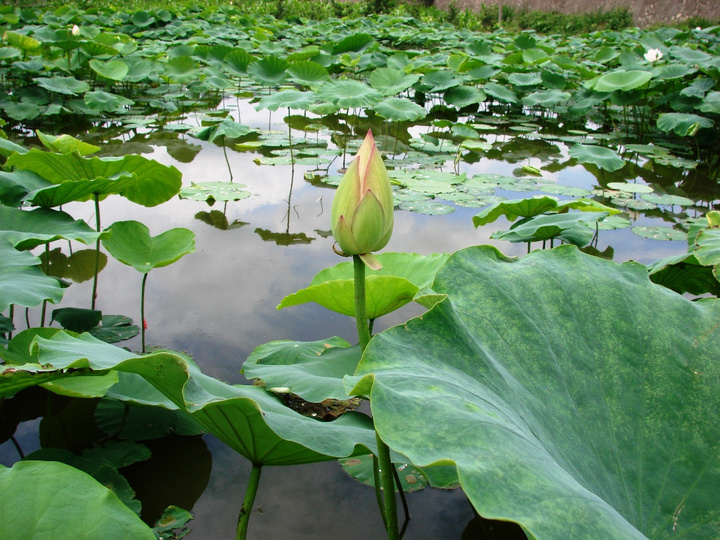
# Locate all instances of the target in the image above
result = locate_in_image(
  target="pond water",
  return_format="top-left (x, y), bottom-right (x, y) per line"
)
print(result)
top-left (0, 96), bottom-right (712, 539)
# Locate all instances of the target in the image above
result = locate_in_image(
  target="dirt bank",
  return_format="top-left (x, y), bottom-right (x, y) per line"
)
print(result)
top-left (431, 0), bottom-right (720, 26)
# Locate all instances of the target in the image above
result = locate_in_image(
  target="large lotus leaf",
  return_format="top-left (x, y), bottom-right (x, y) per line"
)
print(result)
top-left (316, 79), bottom-right (382, 109)
top-left (89, 59), bottom-right (129, 81)
top-left (368, 67), bottom-right (419, 96)
top-left (195, 119), bottom-right (252, 142)
top-left (0, 206), bottom-right (102, 249)
top-left (278, 252), bottom-right (449, 318)
top-left (697, 92), bottom-right (720, 114)
top-left (255, 89), bottom-right (316, 112)
top-left (24, 172), bottom-right (139, 207)
top-left (656, 113), bottom-right (714, 136)
top-left (522, 90), bottom-right (571, 108)
top-left (443, 86), bottom-right (486, 108)
top-left (243, 337), bottom-right (361, 402)
top-left (420, 70), bottom-right (463, 93)
top-left (84, 90), bottom-right (134, 112)
top-left (0, 461), bottom-right (155, 540)
top-left (332, 33), bottom-right (374, 55)
top-left (7, 150), bottom-right (181, 207)
top-left (473, 195), bottom-right (560, 227)
top-left (0, 169), bottom-right (51, 207)
top-left (36, 131), bottom-right (100, 156)
top-left (373, 97), bottom-right (427, 122)
top-left (483, 82), bottom-right (518, 104)
top-left (102, 221), bottom-right (194, 274)
top-left (647, 252), bottom-right (720, 297)
top-left (33, 76), bottom-right (90, 95)
top-left (6, 332), bottom-right (376, 465)
top-left (491, 212), bottom-right (605, 246)
top-left (593, 70), bottom-right (653, 92)
top-left (0, 240), bottom-right (64, 312)
top-left (569, 144), bottom-right (625, 172)
top-left (349, 245), bottom-right (720, 539)
top-left (247, 56), bottom-right (288, 87)
top-left (222, 49), bottom-right (255, 76)
top-left (3, 31), bottom-right (41, 52)
top-left (287, 61), bottom-right (330, 88)
top-left (694, 228), bottom-right (720, 267)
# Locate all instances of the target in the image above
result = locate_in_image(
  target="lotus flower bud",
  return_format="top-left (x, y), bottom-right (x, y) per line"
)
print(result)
top-left (331, 130), bottom-right (394, 270)
top-left (71, 24), bottom-right (80, 36)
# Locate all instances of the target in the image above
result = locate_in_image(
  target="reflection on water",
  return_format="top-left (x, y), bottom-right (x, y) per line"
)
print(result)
top-left (2, 100), bottom-right (710, 538)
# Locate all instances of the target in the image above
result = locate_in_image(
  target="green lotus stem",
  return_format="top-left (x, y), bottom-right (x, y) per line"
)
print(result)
top-left (140, 272), bottom-right (148, 354)
top-left (92, 194), bottom-right (101, 310)
top-left (236, 464), bottom-right (262, 540)
top-left (372, 454), bottom-right (387, 529)
top-left (353, 255), bottom-right (371, 349)
top-left (353, 254), bottom-right (398, 539)
top-left (376, 430), bottom-right (399, 539)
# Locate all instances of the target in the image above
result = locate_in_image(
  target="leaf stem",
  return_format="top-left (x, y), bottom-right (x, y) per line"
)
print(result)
top-left (92, 194), bottom-right (101, 310)
top-left (353, 254), bottom-right (398, 539)
top-left (236, 464), bottom-right (262, 540)
top-left (353, 255), bottom-right (371, 349)
top-left (140, 272), bottom-right (149, 354)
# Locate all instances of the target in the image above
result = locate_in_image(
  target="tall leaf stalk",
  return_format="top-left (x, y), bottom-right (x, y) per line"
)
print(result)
top-left (353, 255), bottom-right (399, 539)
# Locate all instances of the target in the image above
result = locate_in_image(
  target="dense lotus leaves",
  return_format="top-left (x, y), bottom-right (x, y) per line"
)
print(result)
top-left (374, 97), bottom-right (426, 122)
top-left (278, 252), bottom-right (449, 319)
top-left (0, 461), bottom-right (155, 540)
top-left (491, 211), bottom-right (606, 246)
top-left (7, 150), bottom-right (182, 207)
top-left (569, 144), bottom-right (625, 172)
top-left (33, 76), bottom-right (90, 95)
top-left (6, 332), bottom-right (376, 465)
top-left (0, 240), bottom-right (64, 312)
top-left (102, 220), bottom-right (195, 274)
top-left (348, 245), bottom-right (720, 539)
top-left (656, 113), bottom-right (714, 136)
top-left (243, 337), bottom-right (361, 402)
top-left (0, 206), bottom-right (102, 249)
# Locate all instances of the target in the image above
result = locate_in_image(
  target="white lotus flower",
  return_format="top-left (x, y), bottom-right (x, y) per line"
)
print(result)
top-left (644, 48), bottom-right (663, 63)
top-left (71, 24), bottom-right (80, 36)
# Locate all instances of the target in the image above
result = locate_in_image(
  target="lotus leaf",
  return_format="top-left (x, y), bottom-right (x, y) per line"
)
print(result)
top-left (6, 332), bottom-right (377, 465)
top-left (491, 211), bottom-right (605, 246)
top-left (33, 76), bottom-right (90, 96)
top-left (89, 59), bottom-right (129, 81)
top-left (374, 97), bottom-right (427, 122)
top-left (102, 221), bottom-right (195, 274)
top-left (243, 337), bottom-right (360, 402)
top-left (349, 245), bottom-right (720, 539)
top-left (0, 461), bottom-right (155, 540)
top-left (593, 70), bottom-right (653, 92)
top-left (656, 113), bottom-right (714, 136)
top-left (0, 240), bottom-right (64, 312)
top-left (0, 206), bottom-right (102, 249)
top-left (569, 144), bottom-right (625, 172)
top-left (7, 151), bottom-right (182, 207)
top-left (368, 67), bottom-right (420, 96)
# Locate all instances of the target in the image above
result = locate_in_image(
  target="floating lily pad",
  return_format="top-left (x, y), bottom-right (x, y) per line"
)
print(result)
top-left (179, 182), bottom-right (251, 204)
top-left (606, 182), bottom-right (654, 194)
top-left (631, 226), bottom-right (687, 241)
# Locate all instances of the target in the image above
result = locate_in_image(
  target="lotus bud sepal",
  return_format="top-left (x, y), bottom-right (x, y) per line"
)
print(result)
top-left (331, 130), bottom-right (394, 270)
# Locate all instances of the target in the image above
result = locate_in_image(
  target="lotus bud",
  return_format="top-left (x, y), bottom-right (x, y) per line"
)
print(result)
top-left (71, 24), bottom-right (80, 36)
top-left (331, 130), bottom-right (394, 270)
